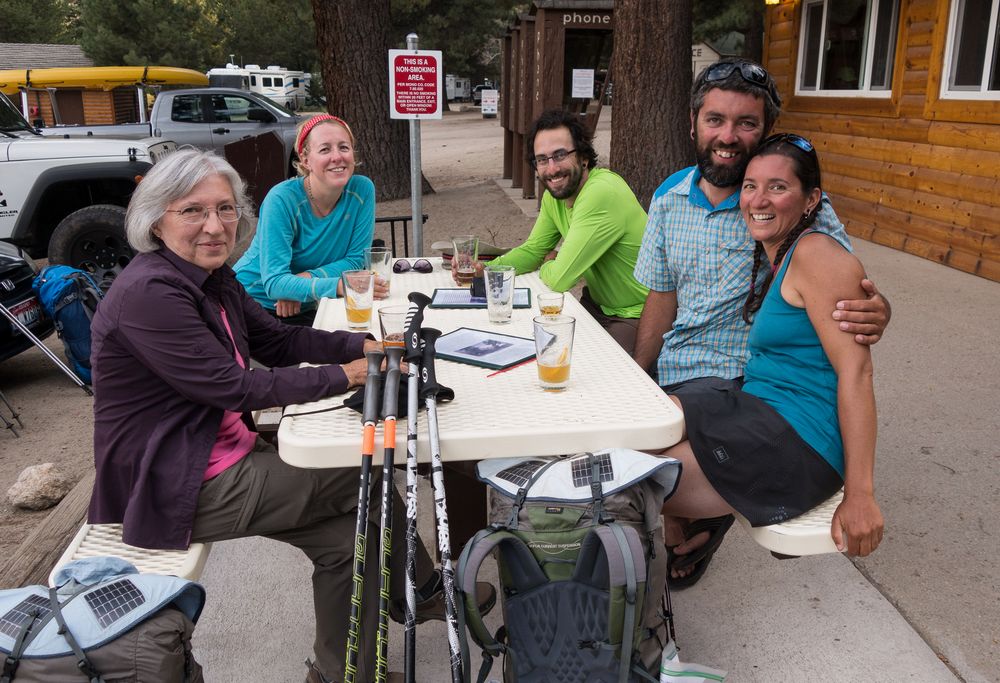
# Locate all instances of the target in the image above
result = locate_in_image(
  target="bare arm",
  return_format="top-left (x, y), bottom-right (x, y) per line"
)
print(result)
top-left (791, 235), bottom-right (884, 557)
top-left (632, 289), bottom-right (678, 375)
top-left (834, 278), bottom-right (891, 345)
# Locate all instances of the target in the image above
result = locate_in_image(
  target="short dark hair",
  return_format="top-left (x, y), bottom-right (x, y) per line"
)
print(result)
top-left (525, 109), bottom-right (598, 169)
top-left (691, 58), bottom-right (782, 134)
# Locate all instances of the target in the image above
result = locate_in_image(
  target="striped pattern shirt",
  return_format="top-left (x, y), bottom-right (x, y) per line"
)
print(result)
top-left (634, 166), bottom-right (850, 386)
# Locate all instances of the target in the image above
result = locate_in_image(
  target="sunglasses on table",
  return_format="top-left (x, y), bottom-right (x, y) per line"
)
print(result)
top-left (392, 258), bottom-right (434, 274)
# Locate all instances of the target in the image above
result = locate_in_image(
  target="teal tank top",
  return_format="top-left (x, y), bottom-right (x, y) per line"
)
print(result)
top-left (742, 233), bottom-right (845, 476)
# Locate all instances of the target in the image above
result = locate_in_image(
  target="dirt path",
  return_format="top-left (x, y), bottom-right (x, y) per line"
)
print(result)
top-left (0, 110), bottom-right (547, 564)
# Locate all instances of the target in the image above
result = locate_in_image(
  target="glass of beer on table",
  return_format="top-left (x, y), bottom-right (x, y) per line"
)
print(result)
top-left (533, 315), bottom-right (575, 391)
top-left (451, 235), bottom-right (479, 286)
top-left (537, 292), bottom-right (564, 316)
top-left (341, 270), bottom-right (375, 330)
top-left (378, 304), bottom-right (409, 349)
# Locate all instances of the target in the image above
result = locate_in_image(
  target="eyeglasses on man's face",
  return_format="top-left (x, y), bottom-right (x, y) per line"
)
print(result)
top-left (166, 204), bottom-right (242, 225)
top-left (765, 133), bottom-right (814, 153)
top-left (392, 258), bottom-right (433, 274)
top-left (530, 148), bottom-right (576, 168)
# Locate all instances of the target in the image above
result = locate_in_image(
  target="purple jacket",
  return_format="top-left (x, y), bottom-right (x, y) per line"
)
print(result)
top-left (88, 249), bottom-right (367, 549)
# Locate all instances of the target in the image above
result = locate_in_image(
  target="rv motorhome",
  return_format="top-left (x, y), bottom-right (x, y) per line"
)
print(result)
top-left (207, 63), bottom-right (310, 110)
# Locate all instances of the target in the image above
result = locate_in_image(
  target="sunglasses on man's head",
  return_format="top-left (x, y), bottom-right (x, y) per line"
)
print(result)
top-left (704, 61), bottom-right (780, 103)
top-left (392, 258), bottom-right (433, 274)
top-left (764, 133), bottom-right (815, 154)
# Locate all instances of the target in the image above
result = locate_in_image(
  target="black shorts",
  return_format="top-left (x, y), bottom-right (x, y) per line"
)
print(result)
top-left (671, 379), bottom-right (842, 527)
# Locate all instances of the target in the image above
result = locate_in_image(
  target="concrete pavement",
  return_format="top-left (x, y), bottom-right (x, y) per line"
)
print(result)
top-left (191, 235), bottom-right (998, 681)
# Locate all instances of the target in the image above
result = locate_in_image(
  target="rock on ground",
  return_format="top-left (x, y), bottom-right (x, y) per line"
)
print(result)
top-left (7, 462), bottom-right (74, 511)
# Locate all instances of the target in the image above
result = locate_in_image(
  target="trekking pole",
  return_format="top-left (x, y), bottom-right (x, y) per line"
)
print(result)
top-left (420, 328), bottom-right (463, 683)
top-left (345, 349), bottom-right (385, 683)
top-left (402, 292), bottom-right (431, 683)
top-left (0, 304), bottom-right (92, 395)
top-left (375, 344), bottom-right (404, 683)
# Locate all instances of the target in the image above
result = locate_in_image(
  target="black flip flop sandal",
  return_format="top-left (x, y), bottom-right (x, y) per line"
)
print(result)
top-left (667, 514), bottom-right (735, 590)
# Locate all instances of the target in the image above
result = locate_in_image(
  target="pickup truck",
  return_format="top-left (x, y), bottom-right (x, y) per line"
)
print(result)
top-left (36, 88), bottom-right (303, 175)
top-left (1, 93), bottom-right (175, 285)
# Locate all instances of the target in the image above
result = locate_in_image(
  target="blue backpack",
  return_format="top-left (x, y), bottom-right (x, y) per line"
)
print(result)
top-left (32, 265), bottom-right (104, 384)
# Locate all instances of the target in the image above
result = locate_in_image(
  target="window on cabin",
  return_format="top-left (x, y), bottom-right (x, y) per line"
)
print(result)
top-left (797, 0), bottom-right (900, 96)
top-left (945, 0), bottom-right (1000, 97)
top-left (262, 77), bottom-right (273, 87)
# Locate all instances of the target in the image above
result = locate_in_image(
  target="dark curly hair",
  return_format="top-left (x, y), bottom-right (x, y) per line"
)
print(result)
top-left (525, 109), bottom-right (598, 169)
top-left (742, 134), bottom-right (823, 324)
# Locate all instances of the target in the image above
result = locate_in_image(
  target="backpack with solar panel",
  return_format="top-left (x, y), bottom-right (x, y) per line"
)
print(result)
top-left (0, 557), bottom-right (205, 683)
top-left (455, 449), bottom-right (681, 683)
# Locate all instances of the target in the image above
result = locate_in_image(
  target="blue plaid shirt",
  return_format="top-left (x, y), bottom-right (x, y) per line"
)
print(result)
top-left (634, 166), bottom-right (850, 386)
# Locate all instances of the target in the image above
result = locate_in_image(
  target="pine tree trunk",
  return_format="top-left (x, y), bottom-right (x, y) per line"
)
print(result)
top-left (311, 0), bottom-right (430, 201)
top-left (609, 0), bottom-right (693, 209)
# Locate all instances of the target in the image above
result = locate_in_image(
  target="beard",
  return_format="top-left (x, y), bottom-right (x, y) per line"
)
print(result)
top-left (541, 160), bottom-right (585, 200)
top-left (695, 137), bottom-right (750, 189)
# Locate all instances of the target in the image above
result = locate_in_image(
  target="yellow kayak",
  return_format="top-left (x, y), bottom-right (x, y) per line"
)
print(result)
top-left (0, 66), bottom-right (208, 95)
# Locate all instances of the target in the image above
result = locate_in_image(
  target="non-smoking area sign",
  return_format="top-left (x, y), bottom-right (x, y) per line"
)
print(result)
top-left (388, 49), bottom-right (443, 119)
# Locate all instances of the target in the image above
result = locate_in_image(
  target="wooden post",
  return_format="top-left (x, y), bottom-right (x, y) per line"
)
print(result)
top-left (0, 470), bottom-right (94, 589)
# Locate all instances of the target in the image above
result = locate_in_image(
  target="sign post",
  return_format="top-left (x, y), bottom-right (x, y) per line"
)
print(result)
top-left (389, 34), bottom-right (443, 256)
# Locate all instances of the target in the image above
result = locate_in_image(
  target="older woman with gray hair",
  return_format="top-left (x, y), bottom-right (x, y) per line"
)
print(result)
top-left (86, 148), bottom-right (461, 683)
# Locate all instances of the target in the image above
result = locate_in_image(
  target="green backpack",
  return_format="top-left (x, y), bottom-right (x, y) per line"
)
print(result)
top-left (456, 449), bottom-right (681, 683)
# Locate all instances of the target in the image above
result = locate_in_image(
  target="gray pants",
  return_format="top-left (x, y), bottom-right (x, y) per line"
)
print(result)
top-left (190, 441), bottom-right (432, 682)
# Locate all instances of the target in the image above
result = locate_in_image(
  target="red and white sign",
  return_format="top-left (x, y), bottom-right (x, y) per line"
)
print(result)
top-left (388, 49), bottom-right (443, 120)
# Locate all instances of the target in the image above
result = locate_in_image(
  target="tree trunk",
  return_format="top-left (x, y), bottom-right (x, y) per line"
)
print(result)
top-left (746, 0), bottom-right (764, 64)
top-left (311, 0), bottom-right (431, 201)
top-left (609, 0), bottom-right (693, 209)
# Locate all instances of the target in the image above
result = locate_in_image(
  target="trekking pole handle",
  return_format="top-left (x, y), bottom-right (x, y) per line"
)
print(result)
top-left (363, 350), bottom-right (385, 424)
top-left (404, 292), bottom-right (431, 363)
top-left (419, 328), bottom-right (442, 400)
top-left (381, 346), bottom-right (405, 420)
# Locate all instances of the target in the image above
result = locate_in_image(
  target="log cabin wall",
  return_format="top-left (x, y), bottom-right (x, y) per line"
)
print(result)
top-left (765, 0), bottom-right (1000, 282)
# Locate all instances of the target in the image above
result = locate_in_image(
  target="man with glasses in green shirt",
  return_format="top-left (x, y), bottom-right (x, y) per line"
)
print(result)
top-left (486, 108), bottom-right (649, 352)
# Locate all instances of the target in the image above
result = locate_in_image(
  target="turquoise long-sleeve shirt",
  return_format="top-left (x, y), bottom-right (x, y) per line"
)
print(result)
top-left (490, 168), bottom-right (649, 318)
top-left (234, 175), bottom-right (375, 310)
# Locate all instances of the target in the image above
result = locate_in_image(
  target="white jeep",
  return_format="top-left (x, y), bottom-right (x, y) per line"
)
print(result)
top-left (1, 93), bottom-right (174, 285)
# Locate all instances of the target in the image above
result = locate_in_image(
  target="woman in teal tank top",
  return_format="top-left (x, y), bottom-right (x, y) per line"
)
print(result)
top-left (658, 134), bottom-right (884, 576)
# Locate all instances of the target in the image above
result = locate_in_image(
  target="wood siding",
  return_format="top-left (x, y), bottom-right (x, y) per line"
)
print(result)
top-left (765, 0), bottom-right (1000, 283)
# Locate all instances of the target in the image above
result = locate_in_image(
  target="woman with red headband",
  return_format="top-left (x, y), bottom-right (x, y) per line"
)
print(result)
top-left (235, 113), bottom-right (386, 326)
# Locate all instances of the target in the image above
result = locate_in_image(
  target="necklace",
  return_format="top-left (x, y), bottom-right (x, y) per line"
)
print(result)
top-left (305, 176), bottom-right (327, 216)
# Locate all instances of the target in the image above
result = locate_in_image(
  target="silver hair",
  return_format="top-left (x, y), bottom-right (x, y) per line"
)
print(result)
top-left (126, 147), bottom-right (255, 253)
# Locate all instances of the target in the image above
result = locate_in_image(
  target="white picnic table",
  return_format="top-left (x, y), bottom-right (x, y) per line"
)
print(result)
top-left (277, 258), bottom-right (685, 468)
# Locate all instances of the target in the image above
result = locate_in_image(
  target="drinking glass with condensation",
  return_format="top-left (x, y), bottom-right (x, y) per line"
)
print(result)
top-left (364, 246), bottom-right (393, 296)
top-left (485, 265), bottom-right (515, 324)
top-left (451, 235), bottom-right (479, 286)
top-left (537, 292), bottom-right (564, 316)
top-left (533, 315), bottom-right (575, 391)
top-left (341, 270), bottom-right (375, 330)
top-left (378, 304), bottom-right (409, 349)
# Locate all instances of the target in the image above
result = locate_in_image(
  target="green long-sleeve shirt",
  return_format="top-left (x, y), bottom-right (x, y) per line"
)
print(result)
top-left (492, 168), bottom-right (648, 318)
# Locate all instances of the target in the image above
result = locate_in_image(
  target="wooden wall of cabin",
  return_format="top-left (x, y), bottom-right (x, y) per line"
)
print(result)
top-left (765, 0), bottom-right (1000, 283)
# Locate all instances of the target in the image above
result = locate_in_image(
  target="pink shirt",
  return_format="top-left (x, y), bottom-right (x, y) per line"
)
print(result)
top-left (203, 307), bottom-right (258, 481)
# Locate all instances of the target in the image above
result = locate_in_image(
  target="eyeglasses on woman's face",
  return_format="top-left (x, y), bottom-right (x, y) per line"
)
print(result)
top-left (165, 204), bottom-right (242, 225)
top-left (392, 258), bottom-right (433, 274)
